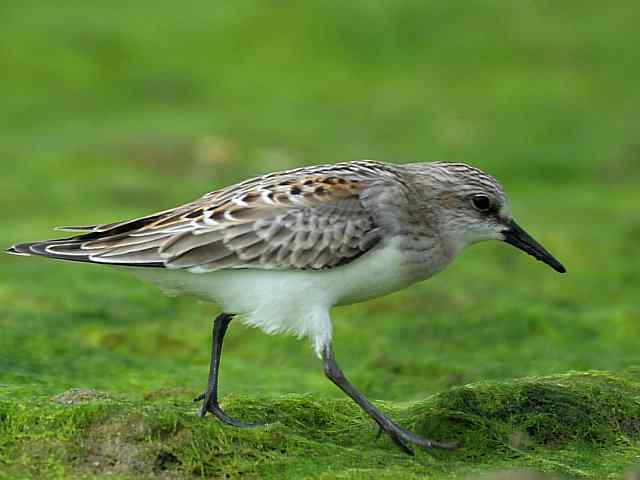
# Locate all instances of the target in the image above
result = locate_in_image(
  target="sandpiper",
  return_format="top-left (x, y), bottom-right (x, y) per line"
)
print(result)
top-left (6, 160), bottom-right (565, 454)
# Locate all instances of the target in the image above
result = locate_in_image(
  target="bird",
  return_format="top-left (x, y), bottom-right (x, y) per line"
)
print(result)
top-left (6, 160), bottom-right (566, 455)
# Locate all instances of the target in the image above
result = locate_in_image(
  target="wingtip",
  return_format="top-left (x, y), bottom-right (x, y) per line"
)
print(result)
top-left (5, 245), bottom-right (32, 256)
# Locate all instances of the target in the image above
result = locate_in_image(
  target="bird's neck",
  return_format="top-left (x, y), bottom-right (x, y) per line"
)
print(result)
top-left (395, 234), bottom-right (457, 281)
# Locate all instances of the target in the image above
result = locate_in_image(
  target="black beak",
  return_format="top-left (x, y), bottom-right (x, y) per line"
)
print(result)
top-left (502, 220), bottom-right (566, 273)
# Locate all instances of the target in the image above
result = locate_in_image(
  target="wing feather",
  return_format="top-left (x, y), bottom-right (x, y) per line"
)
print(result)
top-left (8, 161), bottom-right (399, 271)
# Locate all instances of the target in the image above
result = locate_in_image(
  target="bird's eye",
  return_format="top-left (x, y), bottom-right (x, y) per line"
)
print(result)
top-left (471, 194), bottom-right (492, 212)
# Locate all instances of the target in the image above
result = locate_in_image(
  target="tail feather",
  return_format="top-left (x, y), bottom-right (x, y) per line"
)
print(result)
top-left (5, 235), bottom-right (164, 268)
top-left (6, 211), bottom-right (183, 268)
top-left (6, 236), bottom-right (96, 263)
top-left (6, 243), bottom-right (33, 256)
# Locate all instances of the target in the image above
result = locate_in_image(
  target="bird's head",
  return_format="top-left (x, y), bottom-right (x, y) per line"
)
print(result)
top-left (407, 162), bottom-right (566, 273)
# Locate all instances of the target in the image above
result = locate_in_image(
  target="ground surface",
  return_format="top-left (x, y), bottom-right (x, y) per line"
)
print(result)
top-left (1, 1), bottom-right (640, 478)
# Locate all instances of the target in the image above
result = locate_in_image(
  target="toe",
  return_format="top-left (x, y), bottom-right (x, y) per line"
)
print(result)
top-left (379, 421), bottom-right (454, 453)
top-left (388, 433), bottom-right (414, 456)
top-left (193, 392), bottom-right (206, 402)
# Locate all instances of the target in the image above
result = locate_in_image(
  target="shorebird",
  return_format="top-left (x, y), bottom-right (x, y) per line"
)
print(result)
top-left (6, 160), bottom-right (565, 454)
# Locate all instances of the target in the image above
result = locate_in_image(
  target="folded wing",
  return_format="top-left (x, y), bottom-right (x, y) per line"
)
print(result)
top-left (8, 164), bottom-right (390, 272)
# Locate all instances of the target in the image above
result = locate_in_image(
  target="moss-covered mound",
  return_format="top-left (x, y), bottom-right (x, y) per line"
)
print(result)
top-left (1, 371), bottom-right (639, 479)
top-left (409, 371), bottom-right (640, 456)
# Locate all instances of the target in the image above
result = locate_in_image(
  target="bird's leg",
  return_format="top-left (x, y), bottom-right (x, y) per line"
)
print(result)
top-left (194, 312), bottom-right (263, 428)
top-left (321, 345), bottom-right (456, 455)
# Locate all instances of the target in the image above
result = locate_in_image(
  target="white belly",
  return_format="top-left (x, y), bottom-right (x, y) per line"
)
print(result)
top-left (130, 238), bottom-right (446, 355)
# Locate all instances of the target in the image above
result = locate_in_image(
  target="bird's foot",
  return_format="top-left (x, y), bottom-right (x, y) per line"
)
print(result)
top-left (376, 419), bottom-right (457, 455)
top-left (193, 392), bottom-right (206, 402)
top-left (194, 392), bottom-right (265, 428)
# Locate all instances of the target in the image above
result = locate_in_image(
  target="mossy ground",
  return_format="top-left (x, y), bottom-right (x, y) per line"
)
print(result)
top-left (2, 1), bottom-right (640, 478)
top-left (2, 372), bottom-right (640, 479)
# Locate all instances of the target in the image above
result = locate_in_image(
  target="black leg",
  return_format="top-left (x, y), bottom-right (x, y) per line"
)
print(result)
top-left (322, 345), bottom-right (456, 455)
top-left (195, 312), bottom-right (263, 428)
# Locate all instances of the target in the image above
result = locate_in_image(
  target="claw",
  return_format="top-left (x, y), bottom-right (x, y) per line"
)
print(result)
top-left (378, 419), bottom-right (458, 454)
top-left (387, 433), bottom-right (414, 456)
top-left (193, 392), bottom-right (205, 402)
top-left (197, 394), bottom-right (265, 429)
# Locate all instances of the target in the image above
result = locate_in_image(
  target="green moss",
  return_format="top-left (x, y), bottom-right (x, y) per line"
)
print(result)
top-left (1, 371), bottom-right (639, 479)
top-left (410, 372), bottom-right (640, 455)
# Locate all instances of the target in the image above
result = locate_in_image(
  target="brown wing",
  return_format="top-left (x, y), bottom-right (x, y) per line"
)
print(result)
top-left (8, 162), bottom-right (393, 272)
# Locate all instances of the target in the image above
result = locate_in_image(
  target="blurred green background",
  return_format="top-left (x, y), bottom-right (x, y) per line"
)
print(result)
top-left (1, 1), bottom-right (640, 478)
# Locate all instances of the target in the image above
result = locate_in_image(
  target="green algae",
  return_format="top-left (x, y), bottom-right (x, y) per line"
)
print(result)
top-left (1, 372), bottom-right (639, 479)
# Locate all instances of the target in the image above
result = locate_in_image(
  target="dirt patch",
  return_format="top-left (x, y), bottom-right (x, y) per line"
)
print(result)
top-left (50, 388), bottom-right (111, 405)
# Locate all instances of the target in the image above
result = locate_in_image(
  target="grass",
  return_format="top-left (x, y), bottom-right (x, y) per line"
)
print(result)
top-left (1, 1), bottom-right (640, 478)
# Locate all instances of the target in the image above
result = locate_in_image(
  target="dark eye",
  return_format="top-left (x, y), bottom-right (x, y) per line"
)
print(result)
top-left (471, 194), bottom-right (492, 212)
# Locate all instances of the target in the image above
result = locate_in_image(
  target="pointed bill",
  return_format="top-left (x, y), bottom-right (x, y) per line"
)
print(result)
top-left (502, 220), bottom-right (566, 273)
